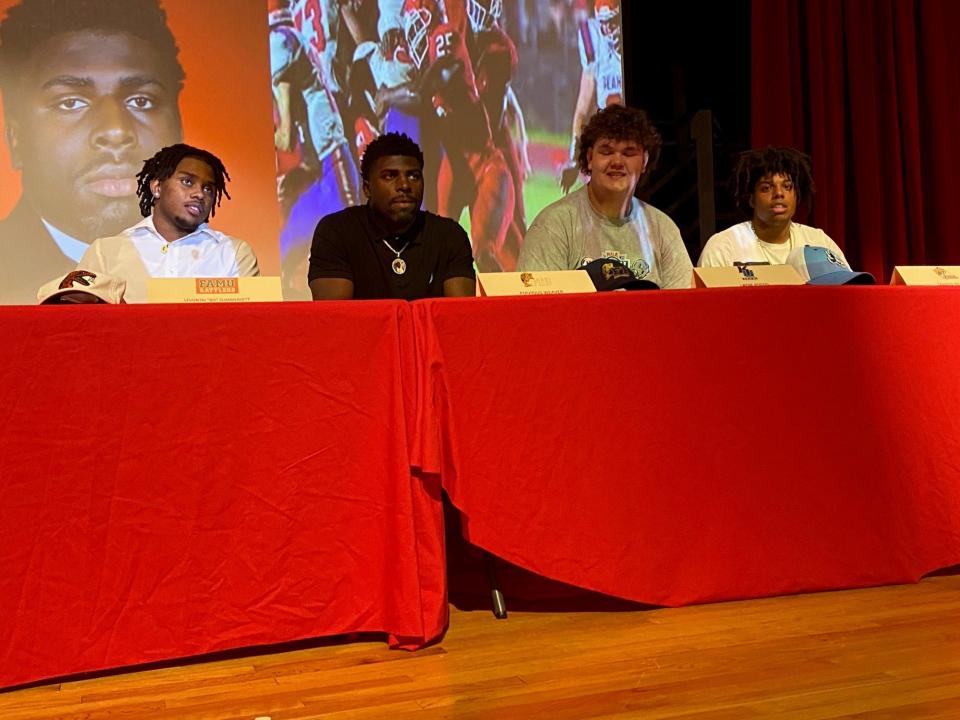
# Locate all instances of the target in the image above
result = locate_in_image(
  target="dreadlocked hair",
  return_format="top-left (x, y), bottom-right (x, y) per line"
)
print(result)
top-left (730, 146), bottom-right (815, 215)
top-left (136, 144), bottom-right (231, 218)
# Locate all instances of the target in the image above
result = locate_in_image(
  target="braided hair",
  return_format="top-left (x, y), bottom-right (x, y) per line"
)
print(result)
top-left (730, 146), bottom-right (815, 215)
top-left (136, 144), bottom-right (230, 218)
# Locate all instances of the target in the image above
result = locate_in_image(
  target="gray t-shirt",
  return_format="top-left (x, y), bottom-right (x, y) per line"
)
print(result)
top-left (517, 186), bottom-right (693, 288)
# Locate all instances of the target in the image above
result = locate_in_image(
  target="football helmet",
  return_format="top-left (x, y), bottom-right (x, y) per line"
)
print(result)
top-left (401, 0), bottom-right (438, 69)
top-left (594, 0), bottom-right (621, 55)
top-left (466, 0), bottom-right (503, 33)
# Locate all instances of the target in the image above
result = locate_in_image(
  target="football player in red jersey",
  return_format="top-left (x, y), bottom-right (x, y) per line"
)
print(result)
top-left (401, 0), bottom-right (518, 271)
top-left (466, 0), bottom-right (530, 255)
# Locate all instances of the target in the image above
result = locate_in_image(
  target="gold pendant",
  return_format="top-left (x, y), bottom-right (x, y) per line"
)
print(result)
top-left (161, 244), bottom-right (169, 254)
top-left (392, 258), bottom-right (407, 275)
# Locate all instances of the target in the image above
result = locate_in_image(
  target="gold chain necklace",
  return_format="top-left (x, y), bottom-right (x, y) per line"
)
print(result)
top-left (382, 237), bottom-right (410, 275)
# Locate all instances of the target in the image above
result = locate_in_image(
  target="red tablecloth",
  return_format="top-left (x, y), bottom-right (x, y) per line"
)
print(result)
top-left (0, 301), bottom-right (446, 689)
top-left (414, 287), bottom-right (960, 606)
top-left (5, 287), bottom-right (960, 688)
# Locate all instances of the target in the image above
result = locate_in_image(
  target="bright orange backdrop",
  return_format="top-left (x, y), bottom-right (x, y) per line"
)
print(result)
top-left (0, 0), bottom-right (281, 274)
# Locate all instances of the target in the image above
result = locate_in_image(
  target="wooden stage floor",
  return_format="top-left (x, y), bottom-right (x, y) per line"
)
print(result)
top-left (3, 574), bottom-right (959, 719)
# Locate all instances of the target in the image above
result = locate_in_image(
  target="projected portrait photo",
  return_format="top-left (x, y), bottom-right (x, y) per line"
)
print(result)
top-left (0, 0), bottom-right (280, 305)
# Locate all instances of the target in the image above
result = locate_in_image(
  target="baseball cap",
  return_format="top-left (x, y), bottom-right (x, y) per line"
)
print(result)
top-left (581, 258), bottom-right (659, 291)
top-left (786, 246), bottom-right (875, 285)
top-left (37, 270), bottom-right (127, 304)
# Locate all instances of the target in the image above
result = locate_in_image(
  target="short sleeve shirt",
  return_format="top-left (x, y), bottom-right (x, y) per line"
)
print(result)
top-left (308, 205), bottom-right (475, 300)
top-left (517, 186), bottom-right (693, 289)
top-left (698, 221), bottom-right (850, 268)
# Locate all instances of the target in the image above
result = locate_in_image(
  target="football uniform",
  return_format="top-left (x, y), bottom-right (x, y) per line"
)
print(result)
top-left (270, 0), bottom-right (359, 284)
top-left (287, 0), bottom-right (351, 162)
top-left (577, 15), bottom-right (623, 108)
top-left (472, 25), bottom-right (526, 231)
top-left (402, 0), bottom-right (518, 270)
top-left (353, 0), bottom-right (421, 138)
top-left (270, 20), bottom-right (312, 174)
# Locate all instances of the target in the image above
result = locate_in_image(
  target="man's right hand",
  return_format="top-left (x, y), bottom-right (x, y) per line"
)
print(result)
top-left (559, 163), bottom-right (581, 194)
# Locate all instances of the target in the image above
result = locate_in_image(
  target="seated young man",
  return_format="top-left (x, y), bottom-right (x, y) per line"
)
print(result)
top-left (698, 146), bottom-right (849, 267)
top-left (308, 132), bottom-right (476, 301)
top-left (517, 104), bottom-right (693, 289)
top-left (77, 144), bottom-right (259, 302)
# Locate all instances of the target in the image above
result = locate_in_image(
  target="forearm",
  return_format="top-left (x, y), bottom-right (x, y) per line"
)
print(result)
top-left (443, 276), bottom-right (476, 297)
top-left (309, 277), bottom-right (354, 300)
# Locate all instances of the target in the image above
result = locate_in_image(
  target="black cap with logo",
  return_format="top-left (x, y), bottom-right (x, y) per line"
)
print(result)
top-left (581, 258), bottom-right (659, 291)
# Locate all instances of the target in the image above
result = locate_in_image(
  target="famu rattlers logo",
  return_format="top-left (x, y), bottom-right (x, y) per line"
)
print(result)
top-left (58, 270), bottom-right (98, 289)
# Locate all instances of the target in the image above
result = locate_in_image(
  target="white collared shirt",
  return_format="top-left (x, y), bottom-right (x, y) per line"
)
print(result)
top-left (78, 216), bottom-right (259, 303)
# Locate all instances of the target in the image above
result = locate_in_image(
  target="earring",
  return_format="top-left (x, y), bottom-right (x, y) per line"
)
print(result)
top-left (154, 192), bottom-right (160, 198)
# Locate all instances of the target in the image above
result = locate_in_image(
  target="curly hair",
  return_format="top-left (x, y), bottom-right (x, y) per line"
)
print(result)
top-left (136, 144), bottom-right (230, 218)
top-left (0, 0), bottom-right (184, 113)
top-left (577, 105), bottom-right (661, 182)
top-left (730, 146), bottom-right (816, 215)
top-left (360, 132), bottom-right (423, 181)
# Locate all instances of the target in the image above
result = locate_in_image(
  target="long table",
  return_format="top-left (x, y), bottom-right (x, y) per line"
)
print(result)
top-left (4, 287), bottom-right (959, 689)
top-left (0, 301), bottom-right (446, 689)
top-left (413, 287), bottom-right (960, 606)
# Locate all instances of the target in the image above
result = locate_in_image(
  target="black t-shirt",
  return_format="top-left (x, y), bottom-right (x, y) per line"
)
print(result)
top-left (308, 206), bottom-right (476, 300)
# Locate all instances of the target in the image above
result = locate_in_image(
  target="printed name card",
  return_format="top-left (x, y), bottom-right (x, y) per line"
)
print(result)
top-left (693, 265), bottom-right (805, 288)
top-left (477, 271), bottom-right (596, 296)
top-left (147, 277), bottom-right (284, 303)
top-left (890, 266), bottom-right (960, 286)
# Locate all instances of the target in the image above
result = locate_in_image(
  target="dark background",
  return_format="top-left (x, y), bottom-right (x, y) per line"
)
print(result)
top-left (623, 1), bottom-right (751, 260)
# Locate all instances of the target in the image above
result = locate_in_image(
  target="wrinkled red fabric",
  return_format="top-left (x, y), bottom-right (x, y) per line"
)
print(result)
top-left (0, 301), bottom-right (446, 689)
top-left (414, 289), bottom-right (960, 605)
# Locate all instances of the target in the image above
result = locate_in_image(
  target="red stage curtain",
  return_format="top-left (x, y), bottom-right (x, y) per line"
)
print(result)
top-left (751, 0), bottom-right (960, 281)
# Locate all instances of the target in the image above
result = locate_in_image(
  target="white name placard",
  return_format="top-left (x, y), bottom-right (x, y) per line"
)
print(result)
top-left (890, 266), bottom-right (960, 286)
top-left (478, 271), bottom-right (596, 296)
top-left (147, 277), bottom-right (283, 303)
top-left (694, 265), bottom-right (805, 288)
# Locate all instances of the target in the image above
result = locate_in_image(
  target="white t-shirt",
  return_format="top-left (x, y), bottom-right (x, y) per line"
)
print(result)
top-left (698, 221), bottom-right (848, 267)
top-left (79, 216), bottom-right (260, 303)
top-left (517, 185), bottom-right (693, 289)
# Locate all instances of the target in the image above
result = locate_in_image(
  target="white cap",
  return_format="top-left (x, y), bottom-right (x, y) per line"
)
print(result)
top-left (38, 270), bottom-right (127, 304)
